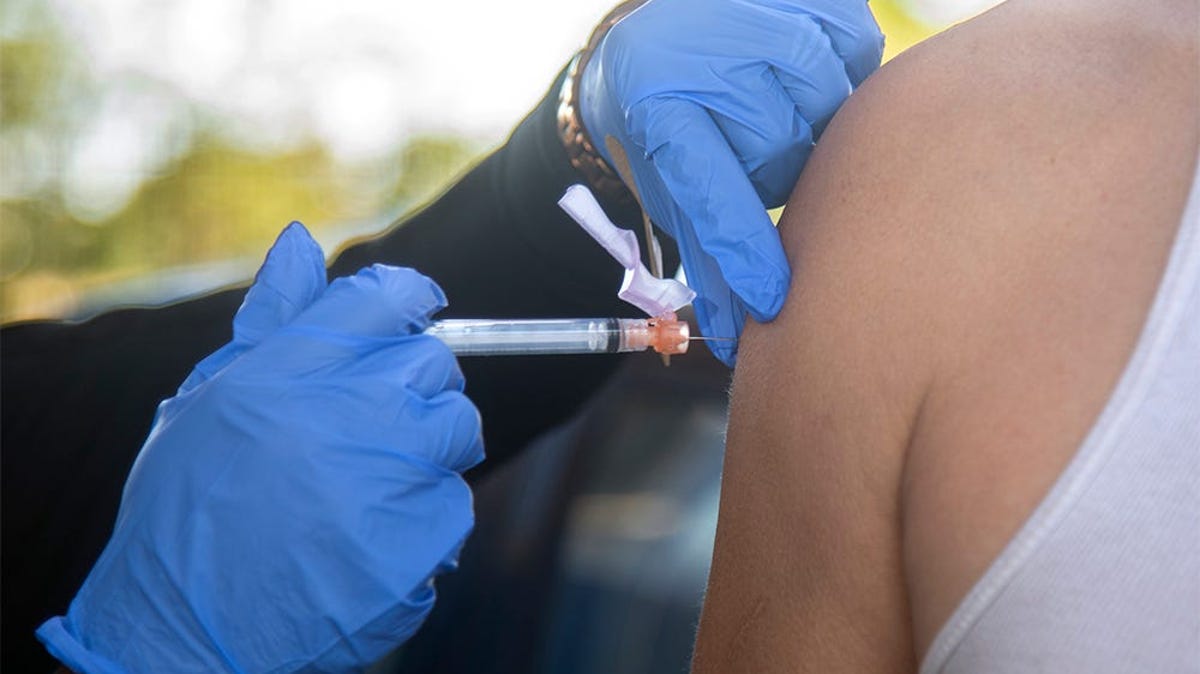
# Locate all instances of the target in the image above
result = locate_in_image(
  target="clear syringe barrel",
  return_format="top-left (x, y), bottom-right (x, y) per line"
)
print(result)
top-left (424, 317), bottom-right (689, 357)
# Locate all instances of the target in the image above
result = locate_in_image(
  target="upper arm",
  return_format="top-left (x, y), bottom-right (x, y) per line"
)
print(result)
top-left (690, 45), bottom-right (945, 672)
top-left (692, 1), bottom-right (1198, 669)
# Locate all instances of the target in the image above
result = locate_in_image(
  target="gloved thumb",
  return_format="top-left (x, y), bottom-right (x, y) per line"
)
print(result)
top-left (627, 96), bottom-right (790, 322)
top-left (285, 264), bottom-right (448, 340)
top-left (231, 222), bottom-right (328, 346)
top-left (178, 222), bottom-right (327, 393)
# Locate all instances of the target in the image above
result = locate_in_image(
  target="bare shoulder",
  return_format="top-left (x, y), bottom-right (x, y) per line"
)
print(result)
top-left (694, 0), bottom-right (1197, 669)
top-left (844, 0), bottom-right (1198, 655)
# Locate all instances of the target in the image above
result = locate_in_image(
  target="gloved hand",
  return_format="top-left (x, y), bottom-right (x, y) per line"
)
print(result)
top-left (580, 0), bottom-right (884, 365)
top-left (37, 223), bottom-right (484, 673)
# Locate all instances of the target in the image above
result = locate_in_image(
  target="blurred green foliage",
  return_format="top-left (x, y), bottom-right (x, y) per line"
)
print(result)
top-left (0, 0), bottom-right (482, 323)
top-left (1, 0), bottom-right (940, 323)
top-left (1, 38), bottom-right (61, 125)
top-left (2, 133), bottom-right (481, 320)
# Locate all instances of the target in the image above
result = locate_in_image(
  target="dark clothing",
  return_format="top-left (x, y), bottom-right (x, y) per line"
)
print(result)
top-left (1, 67), bottom-right (674, 673)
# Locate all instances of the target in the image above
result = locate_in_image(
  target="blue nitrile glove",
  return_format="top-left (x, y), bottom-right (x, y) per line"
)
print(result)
top-left (37, 223), bottom-right (484, 674)
top-left (580, 0), bottom-right (884, 365)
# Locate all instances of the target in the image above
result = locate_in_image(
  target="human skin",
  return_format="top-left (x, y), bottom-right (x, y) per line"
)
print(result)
top-left (692, 0), bottom-right (1198, 671)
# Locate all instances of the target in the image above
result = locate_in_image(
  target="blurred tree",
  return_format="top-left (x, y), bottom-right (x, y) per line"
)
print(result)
top-left (1, 0), bottom-right (947, 323)
top-left (102, 139), bottom-right (343, 271)
top-left (1, 38), bottom-right (61, 126)
top-left (386, 135), bottom-right (482, 213)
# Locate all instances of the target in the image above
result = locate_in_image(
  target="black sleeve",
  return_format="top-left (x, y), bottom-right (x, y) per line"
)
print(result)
top-left (0, 64), bottom-right (675, 673)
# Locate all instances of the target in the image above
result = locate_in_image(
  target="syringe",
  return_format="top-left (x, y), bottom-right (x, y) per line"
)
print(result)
top-left (424, 316), bottom-right (692, 356)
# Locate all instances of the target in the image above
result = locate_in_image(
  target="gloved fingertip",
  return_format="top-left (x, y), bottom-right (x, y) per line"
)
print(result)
top-left (740, 272), bottom-right (789, 323)
top-left (693, 296), bottom-right (738, 368)
top-left (450, 436), bottom-right (486, 475)
top-left (293, 265), bottom-right (448, 338)
top-left (418, 391), bottom-right (485, 473)
top-left (844, 16), bottom-right (886, 87)
top-left (705, 333), bottom-right (738, 368)
top-left (712, 343), bottom-right (737, 368)
top-left (362, 264), bottom-right (448, 327)
top-left (456, 406), bottom-right (486, 472)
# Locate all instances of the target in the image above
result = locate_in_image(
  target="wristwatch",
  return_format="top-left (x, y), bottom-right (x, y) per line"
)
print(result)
top-left (556, 0), bottom-right (650, 206)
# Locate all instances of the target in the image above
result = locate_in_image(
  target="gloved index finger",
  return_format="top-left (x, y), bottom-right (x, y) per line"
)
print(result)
top-left (288, 264), bottom-right (449, 339)
top-left (627, 95), bottom-right (791, 324)
top-left (767, 16), bottom-right (854, 139)
top-left (804, 0), bottom-right (885, 87)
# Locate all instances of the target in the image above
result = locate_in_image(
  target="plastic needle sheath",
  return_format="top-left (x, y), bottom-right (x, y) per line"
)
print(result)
top-left (424, 317), bottom-right (690, 356)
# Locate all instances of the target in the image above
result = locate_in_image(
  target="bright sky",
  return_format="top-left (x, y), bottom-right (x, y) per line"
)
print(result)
top-left (48, 0), bottom-right (997, 160)
top-left (34, 0), bottom-right (999, 222)
top-left (50, 0), bottom-right (616, 161)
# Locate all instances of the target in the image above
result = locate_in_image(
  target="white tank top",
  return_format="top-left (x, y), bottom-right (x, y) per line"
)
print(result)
top-left (921, 157), bottom-right (1200, 673)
